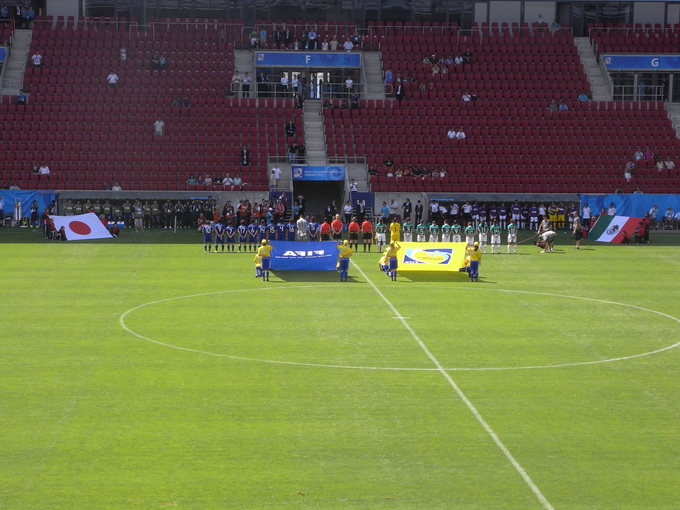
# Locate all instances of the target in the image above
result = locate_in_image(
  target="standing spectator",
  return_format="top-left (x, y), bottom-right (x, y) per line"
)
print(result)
top-left (106, 71), bottom-right (119, 87)
top-left (345, 75), bottom-right (354, 95)
top-left (330, 35), bottom-right (339, 51)
top-left (153, 119), bottom-right (165, 136)
top-left (242, 72), bottom-right (252, 97)
top-left (624, 160), bottom-right (635, 183)
top-left (395, 80), bottom-right (405, 104)
top-left (119, 47), bottom-right (127, 61)
top-left (385, 68), bottom-right (394, 94)
top-left (343, 201), bottom-right (353, 226)
top-left (270, 165), bottom-right (281, 188)
top-left (240, 146), bottom-right (251, 166)
top-left (342, 39), bottom-right (354, 52)
top-left (285, 120), bottom-right (296, 137)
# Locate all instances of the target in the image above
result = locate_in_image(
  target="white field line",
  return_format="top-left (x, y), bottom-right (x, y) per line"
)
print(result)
top-left (351, 260), bottom-right (555, 510)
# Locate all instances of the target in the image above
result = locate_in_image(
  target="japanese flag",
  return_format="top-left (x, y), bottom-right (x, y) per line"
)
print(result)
top-left (51, 213), bottom-right (113, 241)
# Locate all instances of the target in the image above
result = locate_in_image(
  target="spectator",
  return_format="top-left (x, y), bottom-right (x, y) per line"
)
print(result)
top-left (342, 39), bottom-right (354, 52)
top-left (558, 100), bottom-right (569, 111)
top-left (153, 119), bottom-right (165, 136)
top-left (111, 182), bottom-right (122, 191)
top-left (462, 92), bottom-right (471, 102)
top-left (119, 47), bottom-right (127, 61)
top-left (232, 72), bottom-right (242, 96)
top-left (297, 143), bottom-right (306, 163)
top-left (17, 90), bottom-right (27, 105)
top-left (447, 127), bottom-right (457, 139)
top-left (222, 174), bottom-right (234, 189)
top-left (242, 72), bottom-right (251, 97)
top-left (158, 54), bottom-right (167, 70)
top-left (240, 146), bottom-right (251, 166)
top-left (655, 155), bottom-right (665, 173)
top-left (395, 80), bottom-right (405, 104)
top-left (294, 93), bottom-right (304, 108)
top-left (663, 207), bottom-right (675, 229)
top-left (270, 166), bottom-right (281, 188)
top-left (31, 52), bottom-right (42, 67)
top-left (321, 38), bottom-right (329, 51)
top-left (151, 52), bottom-right (160, 69)
top-left (288, 142), bottom-right (298, 163)
top-left (330, 35), bottom-right (339, 51)
top-left (285, 120), bottom-right (296, 137)
top-left (233, 175), bottom-right (243, 189)
top-left (633, 148), bottom-right (644, 162)
top-left (106, 71), bottom-right (119, 87)
top-left (578, 91), bottom-right (589, 102)
top-left (345, 75), bottom-right (354, 93)
top-left (664, 156), bottom-right (675, 174)
top-left (547, 100), bottom-right (557, 111)
top-left (455, 128), bottom-right (466, 140)
top-left (624, 161), bottom-right (635, 183)
top-left (38, 163), bottom-right (51, 179)
top-left (171, 97), bottom-right (183, 107)
top-left (350, 93), bottom-right (359, 109)
top-left (385, 68), bottom-right (394, 94)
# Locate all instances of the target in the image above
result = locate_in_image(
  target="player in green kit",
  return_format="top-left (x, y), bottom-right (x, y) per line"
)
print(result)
top-left (451, 220), bottom-right (462, 242)
top-left (440, 220), bottom-right (452, 243)
top-left (490, 220), bottom-right (502, 254)
top-left (428, 221), bottom-right (440, 242)
top-left (507, 220), bottom-right (518, 254)
top-left (416, 220), bottom-right (427, 242)
top-left (402, 217), bottom-right (414, 242)
top-left (464, 222), bottom-right (475, 247)
top-left (375, 218), bottom-right (387, 251)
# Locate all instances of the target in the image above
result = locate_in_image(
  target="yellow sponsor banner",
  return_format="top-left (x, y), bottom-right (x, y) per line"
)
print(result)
top-left (397, 242), bottom-right (468, 272)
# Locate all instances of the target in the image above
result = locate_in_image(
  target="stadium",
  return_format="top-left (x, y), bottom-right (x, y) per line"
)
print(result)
top-left (1, 0), bottom-right (680, 508)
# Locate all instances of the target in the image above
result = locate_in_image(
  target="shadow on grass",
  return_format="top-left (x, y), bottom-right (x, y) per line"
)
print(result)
top-left (270, 271), bottom-right (349, 283)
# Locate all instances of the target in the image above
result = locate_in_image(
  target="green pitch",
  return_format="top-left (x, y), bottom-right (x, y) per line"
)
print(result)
top-left (2, 229), bottom-right (680, 509)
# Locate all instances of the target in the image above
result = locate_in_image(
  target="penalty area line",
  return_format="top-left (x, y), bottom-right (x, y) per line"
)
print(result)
top-left (350, 260), bottom-right (555, 510)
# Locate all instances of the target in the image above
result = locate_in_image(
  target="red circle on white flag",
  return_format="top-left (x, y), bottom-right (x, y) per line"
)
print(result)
top-left (69, 221), bottom-right (92, 235)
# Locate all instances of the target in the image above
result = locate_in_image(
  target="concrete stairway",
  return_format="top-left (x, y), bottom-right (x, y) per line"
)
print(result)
top-left (233, 49), bottom-right (254, 97)
top-left (1, 29), bottom-right (32, 94)
top-left (664, 103), bottom-right (680, 138)
top-left (574, 37), bottom-right (612, 101)
top-left (303, 100), bottom-right (326, 165)
top-left (362, 51), bottom-right (385, 100)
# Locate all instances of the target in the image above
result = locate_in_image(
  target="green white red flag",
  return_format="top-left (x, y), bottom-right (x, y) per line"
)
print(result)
top-left (587, 215), bottom-right (642, 243)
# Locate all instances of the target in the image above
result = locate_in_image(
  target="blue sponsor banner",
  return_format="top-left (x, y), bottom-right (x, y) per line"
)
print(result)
top-left (0, 189), bottom-right (56, 219)
top-left (579, 194), bottom-right (680, 218)
top-left (601, 55), bottom-right (680, 71)
top-left (292, 165), bottom-right (346, 181)
top-left (270, 241), bottom-right (339, 270)
top-left (255, 51), bottom-right (361, 68)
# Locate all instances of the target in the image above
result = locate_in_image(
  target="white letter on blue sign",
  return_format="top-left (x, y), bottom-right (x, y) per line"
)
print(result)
top-left (305, 55), bottom-right (311, 64)
top-left (651, 58), bottom-right (659, 67)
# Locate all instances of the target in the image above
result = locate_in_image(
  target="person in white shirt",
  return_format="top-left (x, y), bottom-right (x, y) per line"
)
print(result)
top-left (342, 39), bottom-right (354, 51)
top-left (280, 74), bottom-right (289, 95)
top-left (345, 76), bottom-right (353, 93)
top-left (349, 180), bottom-right (358, 192)
top-left (270, 166), bottom-right (281, 188)
top-left (462, 92), bottom-right (471, 102)
top-left (450, 202), bottom-right (459, 218)
top-left (296, 214), bottom-right (309, 240)
top-left (111, 182), bottom-right (122, 191)
top-left (607, 203), bottom-right (616, 216)
top-left (447, 128), bottom-right (456, 139)
top-left (153, 119), bottom-right (164, 136)
top-left (581, 203), bottom-right (591, 225)
top-left (119, 47), bottom-right (127, 61)
top-left (663, 207), bottom-right (674, 229)
top-left (674, 211), bottom-right (680, 229)
top-left (455, 128), bottom-right (466, 139)
top-left (664, 156), bottom-right (675, 174)
top-left (32, 53), bottom-right (43, 66)
top-left (222, 175), bottom-right (234, 190)
top-left (321, 39), bottom-right (329, 51)
top-left (38, 163), bottom-right (51, 177)
top-left (107, 71), bottom-right (119, 86)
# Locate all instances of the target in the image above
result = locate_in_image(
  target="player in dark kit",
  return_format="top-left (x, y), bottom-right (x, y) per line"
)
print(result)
top-left (247, 221), bottom-right (259, 251)
top-left (286, 219), bottom-right (296, 241)
top-left (258, 220), bottom-right (267, 244)
top-left (225, 221), bottom-right (236, 251)
top-left (266, 221), bottom-right (277, 241)
top-left (276, 220), bottom-right (286, 241)
top-left (308, 216), bottom-right (319, 241)
top-left (213, 220), bottom-right (225, 252)
top-left (237, 221), bottom-right (248, 252)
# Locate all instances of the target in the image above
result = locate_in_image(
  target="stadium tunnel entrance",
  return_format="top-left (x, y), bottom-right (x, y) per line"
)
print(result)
top-left (293, 180), bottom-right (344, 221)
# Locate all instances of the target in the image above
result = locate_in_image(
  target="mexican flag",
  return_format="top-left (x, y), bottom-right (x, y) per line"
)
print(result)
top-left (587, 215), bottom-right (642, 243)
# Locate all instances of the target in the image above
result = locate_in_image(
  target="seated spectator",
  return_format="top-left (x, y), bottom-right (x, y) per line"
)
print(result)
top-left (394, 168), bottom-right (403, 179)
top-left (462, 92), bottom-right (471, 102)
top-left (107, 71), bottom-right (119, 87)
top-left (171, 97), bottom-right (183, 107)
top-left (17, 90), bottom-right (27, 105)
top-left (182, 96), bottom-right (190, 107)
top-left (119, 47), bottom-right (127, 61)
top-left (38, 163), bottom-right (51, 179)
top-left (340, 99), bottom-right (349, 109)
top-left (384, 156), bottom-right (394, 168)
top-left (111, 182), bottom-right (122, 191)
top-left (330, 35), bottom-right (339, 51)
top-left (350, 94), bottom-right (359, 109)
top-left (547, 100), bottom-right (557, 111)
top-left (664, 156), bottom-right (675, 174)
top-left (439, 168), bottom-right (448, 178)
top-left (285, 120), bottom-right (296, 137)
top-left (31, 52), bottom-right (42, 67)
top-left (463, 49), bottom-right (473, 65)
top-left (204, 175), bottom-right (213, 185)
top-left (186, 175), bottom-right (198, 185)
top-left (342, 39), bottom-right (354, 52)
top-left (9, 182), bottom-right (20, 190)
top-left (323, 99), bottom-right (334, 109)
top-left (644, 148), bottom-right (655, 161)
top-left (151, 52), bottom-right (160, 69)
top-left (31, 164), bottom-right (39, 174)
top-left (447, 127), bottom-right (457, 139)
top-left (577, 91), bottom-right (589, 102)
top-left (454, 54), bottom-right (463, 67)
top-left (558, 101), bottom-right (569, 110)
top-left (470, 93), bottom-right (479, 101)
top-left (655, 155), bottom-right (665, 173)
top-left (455, 128), bottom-right (466, 140)
top-left (633, 148), bottom-right (644, 161)
top-left (153, 119), bottom-right (164, 136)
top-left (233, 175), bottom-right (243, 189)
top-left (158, 55), bottom-right (167, 69)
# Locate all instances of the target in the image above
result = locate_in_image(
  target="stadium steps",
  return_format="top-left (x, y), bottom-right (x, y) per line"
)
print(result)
top-left (574, 37), bottom-right (612, 101)
top-left (233, 49), bottom-right (254, 97)
top-left (303, 100), bottom-right (327, 165)
top-left (0, 29), bottom-right (31, 94)
top-left (362, 51), bottom-right (386, 100)
top-left (664, 103), bottom-right (680, 138)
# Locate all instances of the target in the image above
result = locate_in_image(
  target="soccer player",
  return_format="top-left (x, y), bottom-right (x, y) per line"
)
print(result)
top-left (200, 221), bottom-right (214, 252)
top-left (375, 218), bottom-right (387, 251)
top-left (490, 220), bottom-right (501, 254)
top-left (258, 219), bottom-right (267, 245)
top-left (477, 220), bottom-right (489, 254)
top-left (547, 202), bottom-right (559, 228)
top-left (213, 220), bottom-right (225, 252)
top-left (511, 201), bottom-right (521, 230)
top-left (348, 216), bottom-right (360, 250)
top-left (257, 239), bottom-right (274, 281)
top-left (416, 220), bottom-right (427, 242)
top-left (451, 220), bottom-right (462, 242)
top-left (402, 217), bottom-right (413, 242)
top-left (336, 239), bottom-right (353, 282)
top-left (385, 241), bottom-right (400, 281)
top-left (308, 216), bottom-right (319, 241)
top-left (529, 203), bottom-right (539, 231)
top-left (389, 216), bottom-right (401, 243)
top-left (225, 221), bottom-right (236, 251)
top-left (441, 220), bottom-right (452, 243)
top-left (361, 216), bottom-right (373, 251)
top-left (428, 220), bottom-right (440, 243)
top-left (266, 221), bottom-right (277, 242)
top-left (247, 220), bottom-right (259, 251)
top-left (237, 220), bottom-right (247, 252)
top-left (498, 202), bottom-right (507, 230)
top-left (286, 218), bottom-right (296, 241)
top-left (507, 219), bottom-right (518, 254)
top-left (464, 222), bottom-right (475, 247)
top-left (276, 219), bottom-right (287, 241)
top-left (466, 242), bottom-right (482, 282)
